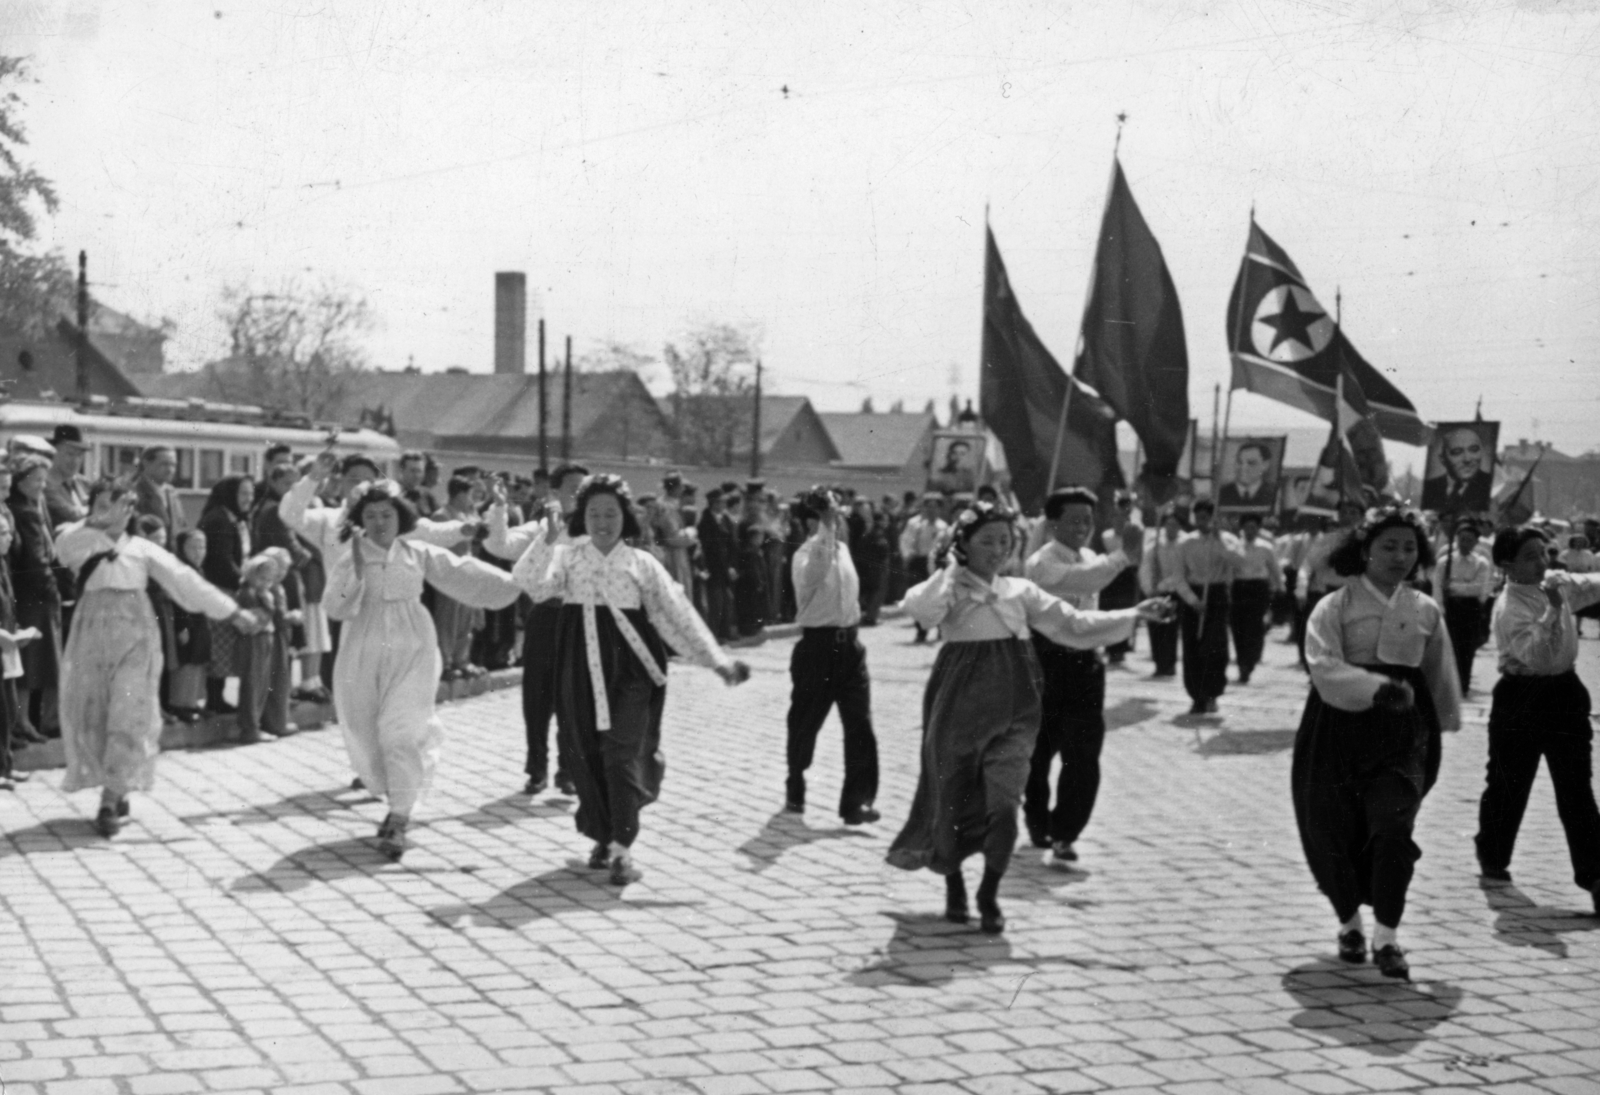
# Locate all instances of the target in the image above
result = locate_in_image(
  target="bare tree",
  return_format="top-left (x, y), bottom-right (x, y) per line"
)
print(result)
top-left (213, 279), bottom-right (374, 418)
top-left (661, 321), bottom-right (761, 467)
top-left (0, 56), bottom-right (73, 337)
top-left (577, 339), bottom-right (656, 376)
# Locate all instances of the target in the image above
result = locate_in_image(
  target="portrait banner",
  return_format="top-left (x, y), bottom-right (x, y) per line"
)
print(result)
top-left (1421, 421), bottom-right (1499, 515)
top-left (1215, 435), bottom-right (1286, 515)
top-left (927, 432), bottom-right (987, 495)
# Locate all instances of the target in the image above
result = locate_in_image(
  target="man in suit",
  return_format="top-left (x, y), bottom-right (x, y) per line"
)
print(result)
top-left (1217, 441), bottom-right (1277, 512)
top-left (133, 444), bottom-right (188, 535)
top-left (1424, 426), bottom-right (1494, 513)
top-left (43, 425), bottom-right (91, 529)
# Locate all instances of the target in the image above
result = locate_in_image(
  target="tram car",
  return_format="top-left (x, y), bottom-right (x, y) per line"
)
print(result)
top-left (0, 396), bottom-right (401, 524)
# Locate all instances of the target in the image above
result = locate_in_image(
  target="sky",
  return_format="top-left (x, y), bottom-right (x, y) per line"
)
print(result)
top-left (5, 0), bottom-right (1599, 468)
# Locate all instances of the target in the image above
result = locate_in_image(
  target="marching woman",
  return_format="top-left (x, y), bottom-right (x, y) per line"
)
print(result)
top-left (1293, 507), bottom-right (1460, 981)
top-left (512, 474), bottom-right (748, 885)
top-left (54, 481), bottom-right (263, 837)
top-left (323, 479), bottom-right (521, 860)
top-left (889, 502), bottom-right (1170, 934)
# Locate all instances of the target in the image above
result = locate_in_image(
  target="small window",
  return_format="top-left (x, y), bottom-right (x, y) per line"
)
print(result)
top-left (102, 444), bottom-right (140, 480)
top-left (199, 449), bottom-right (225, 489)
top-left (175, 448), bottom-right (196, 490)
top-left (229, 452), bottom-right (253, 477)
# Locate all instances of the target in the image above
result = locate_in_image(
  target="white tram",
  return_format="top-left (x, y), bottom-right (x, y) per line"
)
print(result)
top-left (0, 397), bottom-right (401, 524)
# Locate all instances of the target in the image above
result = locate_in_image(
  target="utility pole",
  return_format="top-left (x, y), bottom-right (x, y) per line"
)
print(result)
top-left (749, 358), bottom-right (763, 479)
top-left (75, 251), bottom-right (90, 403)
top-left (562, 334), bottom-right (573, 461)
top-left (538, 319), bottom-right (548, 473)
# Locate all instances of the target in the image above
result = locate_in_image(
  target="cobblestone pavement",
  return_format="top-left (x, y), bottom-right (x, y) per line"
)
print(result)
top-left (4, 620), bottom-right (1600, 1095)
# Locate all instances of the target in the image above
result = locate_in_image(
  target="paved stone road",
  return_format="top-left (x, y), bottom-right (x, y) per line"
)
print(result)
top-left (3, 620), bottom-right (1600, 1095)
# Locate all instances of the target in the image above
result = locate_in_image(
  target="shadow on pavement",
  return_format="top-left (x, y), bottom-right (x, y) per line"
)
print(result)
top-left (845, 912), bottom-right (1141, 987)
top-left (440, 792), bottom-right (573, 830)
top-left (0, 818), bottom-right (105, 859)
top-left (1105, 697), bottom-right (1159, 731)
top-left (1479, 877), bottom-right (1600, 958)
top-left (229, 836), bottom-right (388, 893)
top-left (1193, 727), bottom-right (1298, 756)
top-left (426, 867), bottom-right (699, 930)
top-left (735, 810), bottom-right (871, 873)
top-left (177, 786), bottom-right (377, 826)
top-left (1282, 959), bottom-right (1463, 1057)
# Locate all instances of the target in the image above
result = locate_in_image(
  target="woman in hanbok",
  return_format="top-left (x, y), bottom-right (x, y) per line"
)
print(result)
top-left (513, 474), bottom-right (748, 885)
top-left (890, 502), bottom-right (1170, 934)
top-left (1292, 507), bottom-right (1460, 981)
top-left (55, 482), bottom-right (262, 836)
top-left (323, 479), bottom-right (522, 860)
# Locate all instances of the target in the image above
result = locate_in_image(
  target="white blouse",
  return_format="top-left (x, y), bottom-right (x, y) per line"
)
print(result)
top-left (55, 524), bottom-right (239, 621)
top-left (901, 564), bottom-right (1136, 649)
top-left (324, 537), bottom-right (522, 620)
top-left (1305, 578), bottom-right (1460, 728)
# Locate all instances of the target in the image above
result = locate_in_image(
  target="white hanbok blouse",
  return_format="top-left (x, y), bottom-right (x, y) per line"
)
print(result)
top-left (55, 524), bottom-right (238, 621)
top-left (901, 564), bottom-right (1136, 649)
top-left (1305, 577), bottom-right (1461, 728)
top-left (323, 537), bottom-right (521, 620)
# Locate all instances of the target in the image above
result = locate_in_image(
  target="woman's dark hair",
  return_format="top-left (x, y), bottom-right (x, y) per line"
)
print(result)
top-left (446, 475), bottom-right (475, 501)
top-left (341, 479), bottom-right (419, 541)
top-left (87, 476), bottom-right (128, 510)
top-left (202, 475), bottom-right (252, 519)
top-left (950, 500), bottom-right (1018, 565)
top-left (133, 514), bottom-right (166, 538)
top-left (1492, 525), bottom-right (1547, 568)
top-left (567, 474), bottom-right (642, 540)
top-left (1328, 507), bottom-right (1435, 578)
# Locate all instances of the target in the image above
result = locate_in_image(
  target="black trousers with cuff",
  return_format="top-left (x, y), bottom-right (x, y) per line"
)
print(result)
top-left (786, 626), bottom-right (879, 817)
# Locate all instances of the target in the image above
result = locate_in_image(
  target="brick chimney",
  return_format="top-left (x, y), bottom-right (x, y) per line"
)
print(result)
top-left (494, 272), bottom-right (526, 375)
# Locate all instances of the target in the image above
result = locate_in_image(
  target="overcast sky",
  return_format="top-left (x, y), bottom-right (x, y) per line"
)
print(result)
top-left (7, 0), bottom-right (1599, 462)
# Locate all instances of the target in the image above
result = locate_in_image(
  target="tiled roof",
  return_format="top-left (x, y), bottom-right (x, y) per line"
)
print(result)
top-left (817, 411), bottom-right (936, 468)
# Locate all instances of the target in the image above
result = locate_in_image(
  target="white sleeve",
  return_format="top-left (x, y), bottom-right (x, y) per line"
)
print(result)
top-left (142, 540), bottom-right (239, 620)
top-left (420, 543), bottom-right (522, 609)
top-left (901, 563), bottom-right (958, 630)
top-left (638, 552), bottom-right (730, 670)
top-left (1019, 580), bottom-right (1137, 649)
top-left (512, 538), bottom-right (565, 602)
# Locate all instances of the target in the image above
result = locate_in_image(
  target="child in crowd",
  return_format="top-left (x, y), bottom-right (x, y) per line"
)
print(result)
top-left (735, 523), bottom-right (768, 637)
top-left (235, 547), bottom-right (298, 743)
top-left (169, 531), bottom-right (212, 722)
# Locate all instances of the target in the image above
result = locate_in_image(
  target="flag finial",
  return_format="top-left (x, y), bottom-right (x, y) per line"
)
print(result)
top-left (1114, 111), bottom-right (1127, 155)
top-left (1335, 285), bottom-right (1342, 328)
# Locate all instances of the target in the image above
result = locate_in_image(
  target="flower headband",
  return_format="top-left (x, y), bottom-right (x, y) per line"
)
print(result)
top-left (1352, 503), bottom-right (1426, 543)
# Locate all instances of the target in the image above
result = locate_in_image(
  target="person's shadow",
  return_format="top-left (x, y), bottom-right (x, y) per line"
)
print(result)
top-left (1193, 727), bottom-right (1298, 757)
top-left (177, 785), bottom-right (376, 827)
top-left (1479, 877), bottom-right (1600, 959)
top-left (427, 867), bottom-right (698, 931)
top-left (437, 792), bottom-right (572, 831)
top-left (844, 912), bottom-right (1142, 988)
top-left (229, 836), bottom-right (390, 894)
top-left (1105, 697), bottom-right (1159, 731)
top-left (0, 818), bottom-right (114, 859)
top-left (1282, 959), bottom-right (1463, 1057)
top-left (735, 810), bottom-right (871, 874)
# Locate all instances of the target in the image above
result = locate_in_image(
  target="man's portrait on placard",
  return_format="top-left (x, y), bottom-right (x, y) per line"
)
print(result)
top-left (927, 433), bottom-right (986, 494)
top-left (1216, 436), bottom-right (1285, 514)
top-left (1421, 421), bottom-right (1499, 514)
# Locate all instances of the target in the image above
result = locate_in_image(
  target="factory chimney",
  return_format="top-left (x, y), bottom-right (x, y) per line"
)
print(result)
top-left (494, 272), bottom-right (527, 374)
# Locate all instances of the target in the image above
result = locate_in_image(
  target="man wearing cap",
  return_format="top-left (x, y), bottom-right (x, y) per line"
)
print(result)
top-left (897, 494), bottom-right (948, 643)
top-left (44, 425), bottom-right (91, 530)
top-left (133, 445), bottom-right (188, 537)
top-left (785, 487), bottom-right (880, 824)
top-left (697, 487), bottom-right (738, 641)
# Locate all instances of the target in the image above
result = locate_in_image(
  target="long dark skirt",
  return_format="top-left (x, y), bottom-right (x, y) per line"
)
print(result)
top-left (888, 638), bottom-right (1042, 877)
top-left (1291, 663), bottom-right (1442, 926)
top-left (15, 593), bottom-right (61, 691)
top-left (554, 604), bottom-right (669, 849)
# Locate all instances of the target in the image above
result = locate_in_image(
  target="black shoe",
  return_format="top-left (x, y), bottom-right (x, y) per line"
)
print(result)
top-left (1189, 701), bottom-right (1206, 715)
top-left (1337, 930), bottom-right (1367, 964)
top-left (350, 777), bottom-right (365, 791)
top-left (116, 797), bottom-right (129, 819)
top-left (524, 776), bottom-right (548, 795)
top-left (555, 773), bottom-right (577, 796)
top-left (977, 895), bottom-right (1005, 935)
top-left (13, 722), bottom-right (46, 745)
top-left (1026, 827), bottom-right (1051, 849)
top-left (1479, 863), bottom-right (1512, 882)
top-left (1373, 944), bottom-right (1409, 981)
top-left (783, 799), bottom-right (804, 814)
top-left (945, 874), bottom-right (969, 924)
top-left (1239, 670), bottom-right (1252, 684)
top-left (608, 851), bottom-right (641, 886)
top-left (1589, 881), bottom-right (1600, 917)
top-left (1204, 698), bottom-right (1219, 714)
top-left (841, 805), bottom-right (881, 826)
top-left (1049, 840), bottom-right (1078, 868)
top-left (94, 807), bottom-right (120, 838)
top-left (587, 842), bottom-right (609, 870)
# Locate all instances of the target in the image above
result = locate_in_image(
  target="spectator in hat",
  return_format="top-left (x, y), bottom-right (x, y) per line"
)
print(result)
top-left (8, 454), bottom-right (64, 738)
top-left (133, 445), bottom-right (188, 538)
top-left (44, 425), bottom-right (91, 530)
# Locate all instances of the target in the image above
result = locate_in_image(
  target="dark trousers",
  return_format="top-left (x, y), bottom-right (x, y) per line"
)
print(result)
top-left (1147, 618), bottom-right (1178, 675)
top-left (237, 634), bottom-right (291, 738)
top-left (1476, 672), bottom-right (1600, 890)
top-left (786, 627), bottom-right (879, 816)
top-left (1272, 567), bottom-right (1297, 627)
top-left (704, 578), bottom-right (735, 641)
top-left (1024, 638), bottom-right (1106, 846)
top-left (522, 601), bottom-right (570, 782)
top-left (1313, 770), bottom-right (1424, 927)
top-left (1100, 568), bottom-right (1139, 662)
top-left (906, 556), bottom-right (931, 639)
top-left (0, 677), bottom-right (15, 776)
top-left (1230, 578), bottom-right (1272, 677)
top-left (1179, 585), bottom-right (1231, 703)
top-left (1443, 597), bottom-right (1484, 692)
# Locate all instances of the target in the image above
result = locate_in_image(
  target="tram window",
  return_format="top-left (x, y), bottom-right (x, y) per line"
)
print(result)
top-left (101, 444), bottom-right (141, 480)
top-left (175, 449), bottom-right (196, 489)
top-left (229, 452), bottom-right (253, 478)
top-left (199, 449), bottom-right (225, 488)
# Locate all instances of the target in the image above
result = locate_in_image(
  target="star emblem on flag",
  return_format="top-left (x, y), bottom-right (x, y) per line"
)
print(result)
top-left (1251, 284), bottom-right (1334, 363)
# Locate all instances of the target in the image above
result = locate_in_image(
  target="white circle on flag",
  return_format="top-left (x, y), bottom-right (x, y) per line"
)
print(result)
top-left (1251, 284), bottom-right (1334, 363)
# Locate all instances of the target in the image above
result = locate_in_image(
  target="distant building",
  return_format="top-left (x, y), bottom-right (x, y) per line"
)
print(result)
top-left (1500, 440), bottom-right (1600, 519)
top-left (0, 319), bottom-right (142, 402)
top-left (656, 393), bottom-right (839, 467)
top-left (818, 409), bottom-right (937, 479)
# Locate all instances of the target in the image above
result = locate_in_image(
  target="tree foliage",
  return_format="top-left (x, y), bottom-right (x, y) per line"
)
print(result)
top-left (0, 55), bottom-right (73, 337)
top-left (211, 279), bottom-right (373, 419)
top-left (661, 321), bottom-right (761, 467)
top-left (577, 339), bottom-right (656, 376)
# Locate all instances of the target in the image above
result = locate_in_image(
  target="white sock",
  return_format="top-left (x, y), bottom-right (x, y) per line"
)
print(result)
top-left (1372, 923), bottom-right (1397, 950)
top-left (1340, 912), bottom-right (1363, 936)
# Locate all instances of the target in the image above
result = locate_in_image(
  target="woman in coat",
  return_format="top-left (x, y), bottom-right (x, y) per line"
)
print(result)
top-left (198, 476), bottom-right (255, 714)
top-left (7, 455), bottom-right (62, 738)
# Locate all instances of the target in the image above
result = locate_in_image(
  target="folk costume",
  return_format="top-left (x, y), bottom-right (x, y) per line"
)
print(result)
top-left (1293, 578), bottom-right (1460, 971)
top-left (888, 562), bottom-right (1137, 922)
top-left (1475, 571), bottom-right (1600, 904)
top-left (513, 535), bottom-right (732, 874)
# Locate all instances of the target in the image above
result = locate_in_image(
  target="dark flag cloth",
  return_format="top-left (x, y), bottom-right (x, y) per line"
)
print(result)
top-left (980, 227), bottom-right (1124, 512)
top-left (1226, 220), bottom-right (1430, 447)
top-left (1301, 404), bottom-right (1373, 519)
top-left (1334, 350), bottom-right (1391, 496)
top-left (1494, 452), bottom-right (1542, 527)
top-left (1071, 159), bottom-right (1190, 482)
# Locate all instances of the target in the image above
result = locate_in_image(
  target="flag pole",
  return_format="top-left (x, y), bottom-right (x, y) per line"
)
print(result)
top-left (1207, 383), bottom-right (1221, 493)
top-left (1048, 113), bottom-right (1124, 495)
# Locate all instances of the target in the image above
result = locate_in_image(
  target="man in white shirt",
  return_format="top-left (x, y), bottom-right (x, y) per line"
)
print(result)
top-left (786, 488), bottom-right (879, 825)
top-left (1138, 510), bottom-right (1186, 677)
top-left (1475, 526), bottom-right (1600, 912)
top-left (1433, 518), bottom-right (1494, 693)
top-left (1097, 490), bottom-right (1142, 666)
top-left (1175, 499), bottom-right (1245, 714)
top-left (1230, 513), bottom-right (1285, 684)
top-left (898, 494), bottom-right (948, 643)
top-left (1022, 486), bottom-right (1142, 866)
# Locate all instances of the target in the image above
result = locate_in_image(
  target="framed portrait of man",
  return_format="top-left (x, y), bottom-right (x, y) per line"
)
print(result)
top-left (927, 432), bottom-right (986, 494)
top-left (1216, 436), bottom-right (1286, 514)
top-left (1421, 421), bottom-right (1499, 515)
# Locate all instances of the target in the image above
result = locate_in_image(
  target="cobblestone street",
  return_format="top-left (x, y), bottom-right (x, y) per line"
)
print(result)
top-left (4, 620), bottom-right (1600, 1095)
